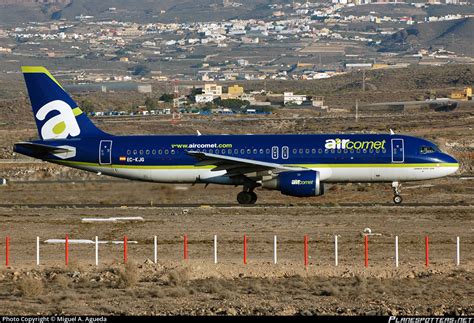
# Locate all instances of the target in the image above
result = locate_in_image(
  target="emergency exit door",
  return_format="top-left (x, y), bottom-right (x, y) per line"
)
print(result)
top-left (391, 138), bottom-right (404, 163)
top-left (99, 140), bottom-right (112, 165)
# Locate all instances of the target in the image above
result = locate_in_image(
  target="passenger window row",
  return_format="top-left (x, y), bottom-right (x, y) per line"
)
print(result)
top-left (125, 148), bottom-right (387, 156)
top-left (127, 149), bottom-right (175, 156)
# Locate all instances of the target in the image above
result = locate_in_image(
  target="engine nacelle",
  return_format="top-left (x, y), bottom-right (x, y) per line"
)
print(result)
top-left (262, 170), bottom-right (324, 197)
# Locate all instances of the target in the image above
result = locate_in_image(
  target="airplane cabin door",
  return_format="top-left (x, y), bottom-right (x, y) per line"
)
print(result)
top-left (391, 139), bottom-right (404, 163)
top-left (99, 140), bottom-right (112, 165)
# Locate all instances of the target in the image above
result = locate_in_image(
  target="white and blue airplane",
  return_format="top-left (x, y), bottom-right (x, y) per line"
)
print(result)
top-left (14, 67), bottom-right (459, 204)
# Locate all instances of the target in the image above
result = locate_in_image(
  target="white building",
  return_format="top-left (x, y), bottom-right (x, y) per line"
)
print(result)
top-left (237, 59), bottom-right (249, 66)
top-left (284, 92), bottom-right (307, 105)
top-left (195, 94), bottom-right (215, 103)
top-left (204, 83), bottom-right (222, 96)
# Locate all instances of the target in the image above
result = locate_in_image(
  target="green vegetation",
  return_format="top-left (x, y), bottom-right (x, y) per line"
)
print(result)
top-left (144, 97), bottom-right (157, 110)
top-left (187, 87), bottom-right (203, 103)
top-left (80, 99), bottom-right (95, 114)
top-left (159, 93), bottom-right (174, 103)
top-left (130, 64), bottom-right (151, 76)
top-left (213, 98), bottom-right (250, 110)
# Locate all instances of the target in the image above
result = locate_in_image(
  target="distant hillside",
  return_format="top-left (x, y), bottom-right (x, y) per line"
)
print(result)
top-left (379, 17), bottom-right (474, 57)
top-left (0, 0), bottom-right (292, 24)
top-left (341, 3), bottom-right (427, 19)
top-left (0, 0), bottom-right (71, 24)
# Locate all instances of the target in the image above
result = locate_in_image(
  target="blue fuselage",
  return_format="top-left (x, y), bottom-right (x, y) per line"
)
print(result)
top-left (15, 66), bottom-right (460, 203)
top-left (15, 133), bottom-right (458, 184)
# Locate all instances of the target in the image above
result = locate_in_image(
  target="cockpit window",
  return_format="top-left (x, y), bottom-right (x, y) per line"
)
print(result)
top-left (420, 146), bottom-right (435, 154)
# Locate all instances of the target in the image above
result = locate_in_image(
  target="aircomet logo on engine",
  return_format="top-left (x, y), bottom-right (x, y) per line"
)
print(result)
top-left (291, 180), bottom-right (314, 185)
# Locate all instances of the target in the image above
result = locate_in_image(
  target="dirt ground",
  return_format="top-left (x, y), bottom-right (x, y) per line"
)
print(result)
top-left (0, 181), bottom-right (472, 315)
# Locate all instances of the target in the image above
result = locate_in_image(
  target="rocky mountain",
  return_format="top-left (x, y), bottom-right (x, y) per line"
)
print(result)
top-left (379, 17), bottom-right (474, 57)
top-left (0, 0), bottom-right (279, 24)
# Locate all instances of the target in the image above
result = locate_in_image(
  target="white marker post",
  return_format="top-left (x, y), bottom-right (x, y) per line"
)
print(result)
top-left (214, 235), bottom-right (218, 264)
top-left (334, 235), bottom-right (338, 267)
top-left (95, 236), bottom-right (99, 266)
top-left (154, 236), bottom-right (158, 264)
top-left (395, 236), bottom-right (399, 268)
top-left (36, 237), bottom-right (40, 266)
top-left (456, 236), bottom-right (460, 266)
top-left (273, 235), bottom-right (277, 265)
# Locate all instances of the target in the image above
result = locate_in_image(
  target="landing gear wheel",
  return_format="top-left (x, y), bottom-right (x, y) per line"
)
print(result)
top-left (237, 191), bottom-right (253, 205)
top-left (392, 181), bottom-right (403, 205)
top-left (393, 195), bottom-right (403, 204)
top-left (249, 191), bottom-right (257, 204)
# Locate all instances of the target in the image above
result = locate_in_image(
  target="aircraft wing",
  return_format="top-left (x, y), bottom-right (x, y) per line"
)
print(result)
top-left (14, 142), bottom-right (72, 155)
top-left (186, 150), bottom-right (305, 177)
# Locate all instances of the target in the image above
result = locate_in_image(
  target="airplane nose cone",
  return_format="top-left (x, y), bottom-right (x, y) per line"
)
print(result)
top-left (443, 153), bottom-right (459, 174)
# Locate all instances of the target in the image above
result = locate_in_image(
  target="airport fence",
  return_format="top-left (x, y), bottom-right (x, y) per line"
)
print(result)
top-left (0, 234), bottom-right (464, 268)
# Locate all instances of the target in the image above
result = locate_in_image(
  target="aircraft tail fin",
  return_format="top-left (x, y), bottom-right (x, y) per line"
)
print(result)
top-left (21, 66), bottom-right (107, 140)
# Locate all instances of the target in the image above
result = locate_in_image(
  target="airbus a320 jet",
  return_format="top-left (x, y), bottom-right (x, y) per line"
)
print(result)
top-left (14, 67), bottom-right (459, 204)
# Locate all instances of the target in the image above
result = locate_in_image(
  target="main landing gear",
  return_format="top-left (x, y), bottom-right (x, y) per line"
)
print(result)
top-left (392, 181), bottom-right (403, 205)
top-left (237, 180), bottom-right (259, 205)
top-left (237, 190), bottom-right (257, 205)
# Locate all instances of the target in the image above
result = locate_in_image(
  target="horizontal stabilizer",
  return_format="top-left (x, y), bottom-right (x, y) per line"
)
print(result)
top-left (14, 142), bottom-right (71, 154)
top-left (14, 142), bottom-right (76, 159)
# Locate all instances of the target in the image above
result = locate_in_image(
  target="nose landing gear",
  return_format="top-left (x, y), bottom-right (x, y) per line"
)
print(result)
top-left (392, 181), bottom-right (403, 204)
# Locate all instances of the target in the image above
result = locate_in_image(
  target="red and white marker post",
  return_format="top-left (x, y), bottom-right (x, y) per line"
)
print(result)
top-left (124, 235), bottom-right (128, 264)
top-left (243, 235), bottom-right (247, 265)
top-left (364, 235), bottom-right (369, 268)
top-left (184, 235), bottom-right (188, 260)
top-left (5, 236), bottom-right (10, 267)
top-left (304, 235), bottom-right (308, 269)
top-left (425, 236), bottom-right (429, 267)
top-left (65, 234), bottom-right (69, 266)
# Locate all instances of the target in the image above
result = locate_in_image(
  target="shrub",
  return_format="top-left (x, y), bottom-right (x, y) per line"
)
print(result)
top-left (167, 267), bottom-right (191, 286)
top-left (118, 262), bottom-right (139, 288)
top-left (18, 277), bottom-right (44, 297)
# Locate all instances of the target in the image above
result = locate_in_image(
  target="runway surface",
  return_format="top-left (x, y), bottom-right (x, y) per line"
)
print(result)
top-left (0, 202), bottom-right (471, 208)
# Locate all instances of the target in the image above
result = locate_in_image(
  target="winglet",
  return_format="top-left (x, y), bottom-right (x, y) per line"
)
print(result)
top-left (196, 130), bottom-right (202, 136)
top-left (390, 129), bottom-right (395, 135)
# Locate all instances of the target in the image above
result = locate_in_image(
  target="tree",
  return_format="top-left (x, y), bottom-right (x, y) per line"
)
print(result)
top-left (187, 86), bottom-right (203, 103)
top-left (115, 48), bottom-right (127, 56)
top-left (80, 100), bottom-right (95, 114)
top-left (159, 93), bottom-right (174, 103)
top-left (145, 97), bottom-right (156, 110)
top-left (201, 103), bottom-right (214, 112)
top-left (214, 98), bottom-right (250, 110)
top-left (130, 64), bottom-right (151, 76)
top-left (365, 24), bottom-right (377, 33)
top-left (51, 11), bottom-right (62, 20)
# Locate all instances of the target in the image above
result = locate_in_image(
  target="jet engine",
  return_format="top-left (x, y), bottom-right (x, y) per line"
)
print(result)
top-left (261, 170), bottom-right (324, 197)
